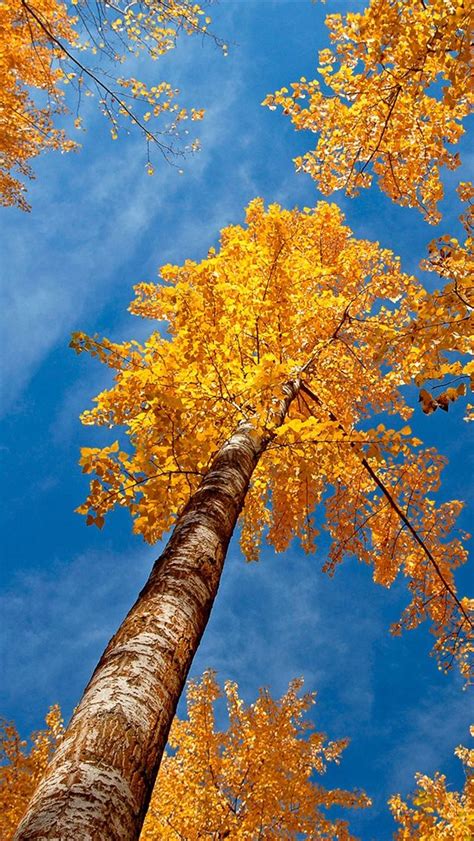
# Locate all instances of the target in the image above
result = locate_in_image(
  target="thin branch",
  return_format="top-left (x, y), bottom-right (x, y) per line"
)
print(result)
top-left (358, 85), bottom-right (401, 177)
top-left (21, 0), bottom-right (176, 158)
top-left (299, 381), bottom-right (472, 630)
top-left (97, 467), bottom-right (204, 507)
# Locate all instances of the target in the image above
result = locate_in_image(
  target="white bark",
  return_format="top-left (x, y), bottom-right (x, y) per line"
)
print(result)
top-left (15, 383), bottom-right (299, 840)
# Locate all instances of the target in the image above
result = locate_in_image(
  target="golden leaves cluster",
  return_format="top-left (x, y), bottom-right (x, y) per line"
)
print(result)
top-left (72, 199), bottom-right (472, 677)
top-left (366, 182), bottom-right (473, 424)
top-left (413, 182), bottom-right (474, 419)
top-left (1, 0), bottom-right (221, 209)
top-left (0, 0), bottom-right (78, 211)
top-left (264, 0), bottom-right (472, 223)
top-left (0, 706), bottom-right (63, 839)
top-left (142, 671), bottom-right (370, 840)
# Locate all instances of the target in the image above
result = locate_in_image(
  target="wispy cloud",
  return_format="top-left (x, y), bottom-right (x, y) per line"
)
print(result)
top-left (0, 542), bottom-right (157, 728)
top-left (385, 684), bottom-right (472, 795)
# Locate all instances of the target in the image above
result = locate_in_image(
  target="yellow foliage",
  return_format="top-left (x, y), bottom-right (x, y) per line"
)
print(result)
top-left (1, 680), bottom-right (369, 840)
top-left (389, 727), bottom-right (474, 840)
top-left (72, 199), bottom-right (472, 677)
top-left (142, 672), bottom-right (370, 840)
top-left (264, 0), bottom-right (472, 223)
top-left (370, 183), bottom-right (473, 412)
top-left (415, 183), bottom-right (473, 393)
top-left (1, 0), bottom-right (222, 209)
top-left (3, 696), bottom-right (472, 840)
top-left (0, 0), bottom-right (78, 210)
top-left (0, 706), bottom-right (64, 839)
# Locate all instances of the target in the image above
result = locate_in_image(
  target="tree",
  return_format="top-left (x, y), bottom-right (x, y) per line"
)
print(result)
top-left (263, 1), bottom-right (473, 417)
top-left (389, 727), bottom-right (474, 840)
top-left (263, 0), bottom-right (472, 224)
top-left (14, 199), bottom-right (472, 839)
top-left (2, 676), bottom-right (369, 840)
top-left (142, 672), bottom-right (370, 840)
top-left (1, 0), bottom-right (225, 210)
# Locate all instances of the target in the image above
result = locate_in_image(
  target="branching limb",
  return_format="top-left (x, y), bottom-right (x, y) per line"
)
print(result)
top-left (299, 381), bottom-right (472, 632)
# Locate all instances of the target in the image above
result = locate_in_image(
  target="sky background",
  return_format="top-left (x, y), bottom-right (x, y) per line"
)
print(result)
top-left (0, 1), bottom-right (472, 838)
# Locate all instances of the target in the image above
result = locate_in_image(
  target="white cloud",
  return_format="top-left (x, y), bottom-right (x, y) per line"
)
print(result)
top-left (0, 542), bottom-right (157, 727)
top-left (385, 684), bottom-right (472, 795)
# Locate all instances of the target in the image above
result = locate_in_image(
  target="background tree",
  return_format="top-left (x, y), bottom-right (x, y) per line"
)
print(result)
top-left (139, 672), bottom-right (370, 840)
top-left (14, 199), bottom-right (472, 839)
top-left (2, 676), bottom-right (369, 840)
top-left (0, 707), bottom-right (63, 840)
top-left (1, 0), bottom-right (225, 210)
top-left (264, 0), bottom-right (473, 437)
top-left (264, 0), bottom-right (472, 224)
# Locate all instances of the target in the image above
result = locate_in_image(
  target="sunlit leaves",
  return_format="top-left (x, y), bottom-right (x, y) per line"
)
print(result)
top-left (0, 707), bottom-right (64, 840)
top-left (73, 199), bottom-right (472, 677)
top-left (3, 692), bottom-right (472, 839)
top-left (372, 184), bottom-right (473, 408)
top-left (142, 671), bottom-right (370, 840)
top-left (264, 0), bottom-right (472, 223)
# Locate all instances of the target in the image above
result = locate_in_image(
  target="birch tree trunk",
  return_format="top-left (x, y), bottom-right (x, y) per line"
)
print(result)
top-left (14, 383), bottom-right (298, 840)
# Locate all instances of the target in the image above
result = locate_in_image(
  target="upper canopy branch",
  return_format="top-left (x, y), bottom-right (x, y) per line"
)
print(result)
top-left (298, 380), bottom-right (472, 649)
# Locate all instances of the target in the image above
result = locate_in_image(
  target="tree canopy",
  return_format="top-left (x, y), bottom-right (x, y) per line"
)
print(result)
top-left (2, 680), bottom-right (472, 839)
top-left (0, 706), bottom-right (63, 840)
top-left (142, 672), bottom-right (370, 840)
top-left (264, 0), bottom-right (472, 224)
top-left (72, 198), bottom-right (472, 679)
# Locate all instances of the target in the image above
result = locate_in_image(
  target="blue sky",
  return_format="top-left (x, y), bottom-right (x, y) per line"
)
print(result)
top-left (0, 2), bottom-right (472, 838)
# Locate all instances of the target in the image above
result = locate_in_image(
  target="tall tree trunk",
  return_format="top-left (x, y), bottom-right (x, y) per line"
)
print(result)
top-left (14, 383), bottom-right (298, 840)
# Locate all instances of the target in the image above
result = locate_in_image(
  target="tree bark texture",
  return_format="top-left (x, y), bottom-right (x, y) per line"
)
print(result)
top-left (14, 383), bottom-right (299, 840)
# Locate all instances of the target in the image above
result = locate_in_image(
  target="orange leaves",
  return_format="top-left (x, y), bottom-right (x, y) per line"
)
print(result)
top-left (357, 186), bottom-right (473, 411)
top-left (419, 383), bottom-right (467, 415)
top-left (0, 0), bottom-right (78, 210)
top-left (75, 199), bottom-right (472, 677)
top-left (265, 0), bottom-right (473, 223)
top-left (141, 672), bottom-right (370, 840)
top-left (0, 706), bottom-right (64, 840)
top-left (1, 0), bottom-right (221, 209)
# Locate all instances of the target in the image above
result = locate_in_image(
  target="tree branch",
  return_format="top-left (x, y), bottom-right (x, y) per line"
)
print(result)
top-left (299, 381), bottom-right (472, 631)
top-left (21, 0), bottom-right (177, 159)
